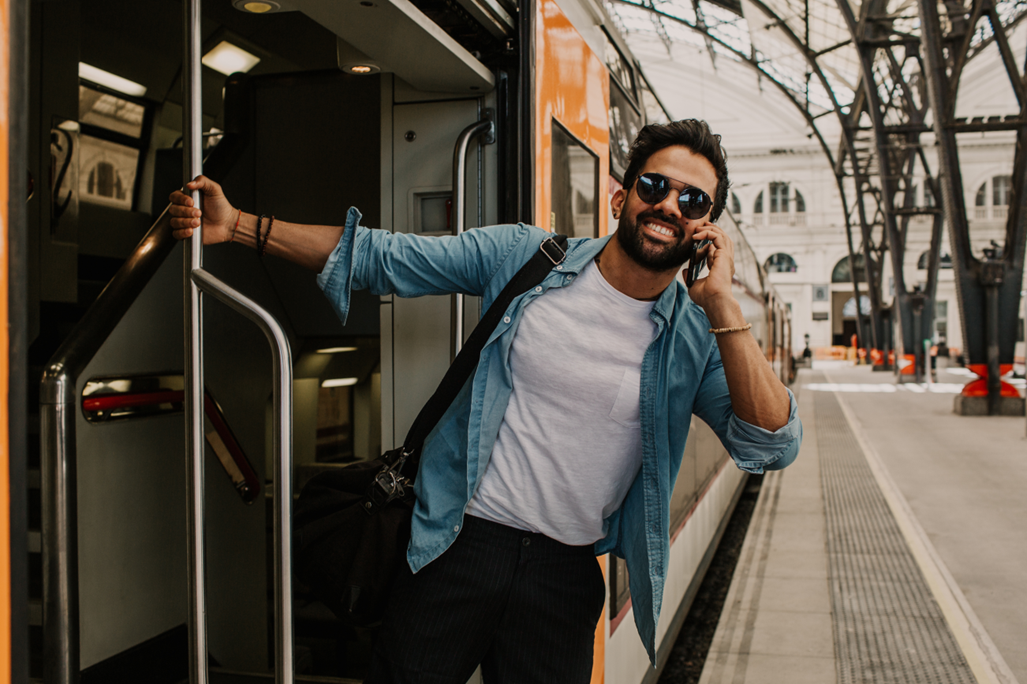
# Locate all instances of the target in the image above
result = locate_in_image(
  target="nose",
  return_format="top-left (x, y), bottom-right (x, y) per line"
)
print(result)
top-left (653, 188), bottom-right (682, 220)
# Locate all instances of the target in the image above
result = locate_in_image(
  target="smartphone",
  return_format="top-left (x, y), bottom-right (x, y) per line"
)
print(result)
top-left (686, 239), bottom-right (712, 288)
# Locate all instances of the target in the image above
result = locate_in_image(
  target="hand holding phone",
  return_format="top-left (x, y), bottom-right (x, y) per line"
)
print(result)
top-left (686, 239), bottom-right (712, 288)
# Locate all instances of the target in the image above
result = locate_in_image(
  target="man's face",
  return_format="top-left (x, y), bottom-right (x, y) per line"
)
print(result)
top-left (613, 145), bottom-right (719, 273)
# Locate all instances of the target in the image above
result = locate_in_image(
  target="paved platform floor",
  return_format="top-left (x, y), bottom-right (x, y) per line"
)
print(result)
top-left (698, 364), bottom-right (1025, 684)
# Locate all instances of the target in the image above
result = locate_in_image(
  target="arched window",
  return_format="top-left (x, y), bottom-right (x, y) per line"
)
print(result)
top-left (769, 182), bottom-right (789, 213)
top-left (764, 253), bottom-right (797, 273)
top-left (993, 175), bottom-right (1011, 206)
top-left (975, 183), bottom-right (987, 206)
top-left (753, 190), bottom-right (763, 214)
top-left (918, 251), bottom-right (953, 269)
top-left (795, 190), bottom-right (806, 213)
top-left (832, 254), bottom-right (870, 283)
top-left (730, 192), bottom-right (741, 215)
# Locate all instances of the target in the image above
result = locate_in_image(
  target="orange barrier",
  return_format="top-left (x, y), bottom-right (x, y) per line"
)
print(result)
top-left (961, 363), bottom-right (1021, 397)
top-left (813, 346), bottom-right (850, 360)
top-left (899, 353), bottom-right (916, 375)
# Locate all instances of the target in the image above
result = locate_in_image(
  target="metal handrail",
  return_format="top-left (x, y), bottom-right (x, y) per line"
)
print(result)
top-left (191, 270), bottom-right (294, 684)
top-left (451, 114), bottom-right (495, 355)
top-left (183, 2), bottom-right (292, 683)
top-left (40, 207), bottom-right (179, 684)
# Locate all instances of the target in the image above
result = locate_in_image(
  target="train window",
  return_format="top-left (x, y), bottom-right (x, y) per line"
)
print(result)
top-left (637, 72), bottom-right (671, 125)
top-left (551, 122), bottom-right (599, 238)
top-left (603, 30), bottom-right (636, 101)
top-left (76, 84), bottom-right (151, 212)
top-left (608, 81), bottom-right (643, 181)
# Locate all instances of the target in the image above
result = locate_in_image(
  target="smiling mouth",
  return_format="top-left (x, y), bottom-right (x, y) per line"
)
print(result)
top-left (644, 222), bottom-right (678, 239)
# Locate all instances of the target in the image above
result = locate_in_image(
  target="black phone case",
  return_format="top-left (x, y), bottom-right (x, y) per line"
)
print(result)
top-left (687, 239), bottom-right (712, 288)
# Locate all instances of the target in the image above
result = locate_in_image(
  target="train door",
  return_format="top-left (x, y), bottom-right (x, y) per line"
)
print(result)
top-left (381, 85), bottom-right (498, 447)
top-left (28, 0), bottom-right (502, 681)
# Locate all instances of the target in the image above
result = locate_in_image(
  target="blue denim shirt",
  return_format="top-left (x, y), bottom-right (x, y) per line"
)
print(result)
top-left (317, 208), bottom-right (802, 663)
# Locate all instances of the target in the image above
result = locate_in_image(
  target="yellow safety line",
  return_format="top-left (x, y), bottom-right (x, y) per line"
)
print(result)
top-left (825, 371), bottom-right (1020, 684)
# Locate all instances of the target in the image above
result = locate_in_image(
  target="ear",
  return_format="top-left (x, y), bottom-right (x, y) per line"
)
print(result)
top-left (611, 187), bottom-right (627, 218)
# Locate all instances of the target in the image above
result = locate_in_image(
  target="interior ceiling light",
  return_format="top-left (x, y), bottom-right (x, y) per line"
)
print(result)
top-left (202, 41), bottom-right (261, 76)
top-left (233, 0), bottom-right (283, 12)
top-left (322, 377), bottom-right (359, 388)
top-left (316, 346), bottom-right (358, 354)
top-left (343, 64), bottom-right (380, 75)
top-left (78, 63), bottom-right (147, 97)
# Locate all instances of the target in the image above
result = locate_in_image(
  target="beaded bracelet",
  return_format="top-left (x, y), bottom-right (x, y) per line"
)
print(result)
top-left (255, 214), bottom-right (266, 252)
top-left (259, 216), bottom-right (275, 257)
top-left (709, 323), bottom-right (752, 334)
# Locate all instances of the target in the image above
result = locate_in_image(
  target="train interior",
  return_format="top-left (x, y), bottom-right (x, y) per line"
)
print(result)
top-left (30, 0), bottom-right (505, 680)
top-left (25, 0), bottom-right (792, 681)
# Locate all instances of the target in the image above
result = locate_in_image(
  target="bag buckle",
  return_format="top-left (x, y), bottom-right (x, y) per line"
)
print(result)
top-left (540, 237), bottom-right (566, 266)
top-left (363, 448), bottom-right (414, 515)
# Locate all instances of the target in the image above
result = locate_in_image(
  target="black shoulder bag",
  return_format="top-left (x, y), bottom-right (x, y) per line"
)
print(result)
top-left (294, 234), bottom-right (568, 626)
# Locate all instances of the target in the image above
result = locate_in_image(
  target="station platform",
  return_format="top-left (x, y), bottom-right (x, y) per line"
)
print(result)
top-left (698, 363), bottom-right (1026, 684)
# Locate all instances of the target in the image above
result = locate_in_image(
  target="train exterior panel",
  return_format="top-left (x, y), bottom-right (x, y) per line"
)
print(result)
top-left (0, 0), bottom-right (793, 681)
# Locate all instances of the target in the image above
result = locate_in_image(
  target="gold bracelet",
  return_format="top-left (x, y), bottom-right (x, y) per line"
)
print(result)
top-left (709, 323), bottom-right (752, 334)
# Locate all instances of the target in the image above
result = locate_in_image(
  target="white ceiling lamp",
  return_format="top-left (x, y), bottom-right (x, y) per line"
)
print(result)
top-left (337, 37), bottom-right (381, 76)
top-left (202, 41), bottom-right (262, 76)
top-left (78, 63), bottom-right (147, 97)
top-left (235, 0), bottom-right (278, 11)
top-left (322, 377), bottom-right (359, 388)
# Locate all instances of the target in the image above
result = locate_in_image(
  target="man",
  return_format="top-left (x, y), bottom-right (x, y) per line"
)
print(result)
top-left (170, 119), bottom-right (802, 683)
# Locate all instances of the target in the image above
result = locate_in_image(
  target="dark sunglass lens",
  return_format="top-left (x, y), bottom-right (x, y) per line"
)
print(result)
top-left (637, 174), bottom-right (669, 204)
top-left (679, 188), bottom-right (711, 219)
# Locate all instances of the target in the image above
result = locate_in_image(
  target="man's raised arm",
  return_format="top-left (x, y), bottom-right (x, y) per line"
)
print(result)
top-left (169, 175), bottom-right (344, 272)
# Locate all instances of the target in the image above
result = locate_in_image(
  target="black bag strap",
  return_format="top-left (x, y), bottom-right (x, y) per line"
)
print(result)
top-left (402, 235), bottom-right (568, 454)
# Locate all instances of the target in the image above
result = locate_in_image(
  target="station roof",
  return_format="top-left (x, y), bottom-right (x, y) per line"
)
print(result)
top-left (606, 0), bottom-right (1027, 158)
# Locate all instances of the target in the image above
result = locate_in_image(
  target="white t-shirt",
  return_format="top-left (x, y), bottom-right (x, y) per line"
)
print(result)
top-left (465, 259), bottom-right (657, 545)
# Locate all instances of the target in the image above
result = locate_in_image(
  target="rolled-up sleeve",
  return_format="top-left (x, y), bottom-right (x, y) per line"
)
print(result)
top-left (316, 207), bottom-right (528, 325)
top-left (726, 388), bottom-right (802, 472)
top-left (693, 344), bottom-right (803, 474)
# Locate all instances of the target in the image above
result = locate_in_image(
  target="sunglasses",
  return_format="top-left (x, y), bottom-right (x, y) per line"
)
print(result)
top-left (634, 172), bottom-right (713, 220)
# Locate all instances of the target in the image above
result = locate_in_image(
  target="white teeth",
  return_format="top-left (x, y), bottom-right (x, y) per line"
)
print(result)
top-left (646, 222), bottom-right (674, 237)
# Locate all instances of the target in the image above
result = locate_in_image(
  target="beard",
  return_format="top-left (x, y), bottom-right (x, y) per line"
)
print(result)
top-left (616, 209), bottom-right (694, 272)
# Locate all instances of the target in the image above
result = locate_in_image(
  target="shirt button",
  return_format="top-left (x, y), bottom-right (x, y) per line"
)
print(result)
top-left (522, 537), bottom-right (531, 547)
top-left (566, 275), bottom-right (573, 280)
top-left (503, 316), bottom-right (511, 323)
top-left (454, 525), bottom-right (460, 532)
top-left (535, 286), bottom-right (542, 292)
top-left (556, 265), bottom-right (564, 270)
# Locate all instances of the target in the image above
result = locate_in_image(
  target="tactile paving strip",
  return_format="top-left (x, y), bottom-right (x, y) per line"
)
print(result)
top-left (814, 378), bottom-right (977, 684)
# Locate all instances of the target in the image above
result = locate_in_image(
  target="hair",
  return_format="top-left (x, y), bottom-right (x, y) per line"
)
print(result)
top-left (622, 119), bottom-right (730, 222)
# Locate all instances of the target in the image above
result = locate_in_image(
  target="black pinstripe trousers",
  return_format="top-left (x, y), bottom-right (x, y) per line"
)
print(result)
top-left (364, 515), bottom-right (606, 684)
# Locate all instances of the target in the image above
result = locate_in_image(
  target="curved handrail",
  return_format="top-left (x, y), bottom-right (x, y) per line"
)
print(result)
top-left (451, 114), bottom-right (495, 356)
top-left (39, 131), bottom-right (246, 684)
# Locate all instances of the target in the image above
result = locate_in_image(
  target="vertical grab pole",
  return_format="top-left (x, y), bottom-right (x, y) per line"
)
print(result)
top-left (183, 0), bottom-right (208, 681)
top-left (451, 115), bottom-right (495, 357)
